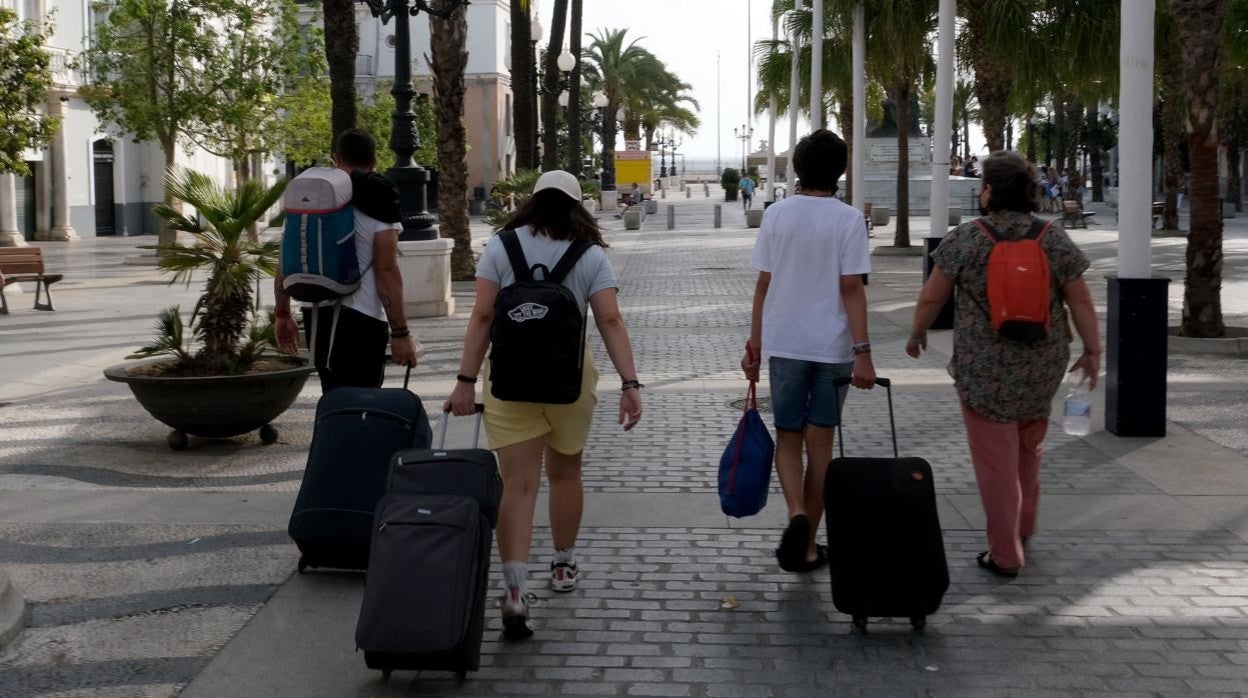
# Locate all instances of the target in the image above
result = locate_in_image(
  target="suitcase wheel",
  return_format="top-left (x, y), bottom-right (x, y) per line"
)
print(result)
top-left (167, 430), bottom-right (189, 451)
top-left (259, 424), bottom-right (279, 445)
top-left (910, 615), bottom-right (926, 632)
top-left (852, 615), bottom-right (868, 631)
top-left (455, 671), bottom-right (467, 684)
top-left (381, 669), bottom-right (392, 681)
top-left (297, 556), bottom-right (308, 574)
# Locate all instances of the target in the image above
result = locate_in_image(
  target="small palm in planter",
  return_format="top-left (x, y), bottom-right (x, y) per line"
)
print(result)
top-left (104, 169), bottom-right (315, 450)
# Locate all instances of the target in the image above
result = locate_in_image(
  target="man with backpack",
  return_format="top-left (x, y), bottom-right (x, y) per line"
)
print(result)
top-left (274, 129), bottom-right (419, 390)
top-left (906, 151), bottom-right (1100, 578)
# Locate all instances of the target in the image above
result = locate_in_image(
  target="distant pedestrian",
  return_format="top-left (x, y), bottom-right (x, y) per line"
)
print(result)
top-left (446, 170), bottom-right (642, 639)
top-left (740, 174), bottom-right (756, 211)
top-left (742, 129), bottom-right (876, 574)
top-left (906, 151), bottom-right (1101, 578)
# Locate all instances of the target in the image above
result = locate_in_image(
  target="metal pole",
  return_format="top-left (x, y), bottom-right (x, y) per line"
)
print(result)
top-left (766, 13), bottom-right (778, 203)
top-left (716, 52), bottom-right (722, 175)
top-left (810, 0), bottom-right (823, 130)
top-left (930, 0), bottom-right (955, 232)
top-left (1118, 5), bottom-right (1153, 278)
top-left (786, 1), bottom-right (801, 187)
top-left (851, 3), bottom-right (865, 211)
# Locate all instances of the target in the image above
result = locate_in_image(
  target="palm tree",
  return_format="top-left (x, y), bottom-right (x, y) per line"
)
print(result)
top-left (541, 0), bottom-right (568, 172)
top-left (1220, 0), bottom-right (1248, 212)
top-left (1173, 0), bottom-right (1230, 338)
top-left (952, 79), bottom-right (980, 161)
top-left (324, 0), bottom-right (358, 137)
top-left (959, 1), bottom-right (1035, 152)
top-left (511, 0), bottom-right (535, 171)
top-left (429, 1), bottom-right (473, 280)
top-left (582, 28), bottom-right (668, 189)
top-left (149, 169), bottom-right (285, 373)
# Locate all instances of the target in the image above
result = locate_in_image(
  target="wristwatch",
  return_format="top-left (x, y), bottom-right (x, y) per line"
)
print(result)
top-left (852, 342), bottom-right (872, 356)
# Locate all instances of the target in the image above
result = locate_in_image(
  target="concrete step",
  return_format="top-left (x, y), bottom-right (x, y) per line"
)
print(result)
top-left (0, 566), bottom-right (27, 650)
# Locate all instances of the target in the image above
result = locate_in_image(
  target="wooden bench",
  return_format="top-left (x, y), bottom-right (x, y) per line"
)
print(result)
top-left (0, 247), bottom-right (62, 314)
top-left (1062, 200), bottom-right (1095, 229)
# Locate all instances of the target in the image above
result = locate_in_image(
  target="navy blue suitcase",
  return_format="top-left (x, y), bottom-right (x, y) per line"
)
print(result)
top-left (288, 368), bottom-right (432, 572)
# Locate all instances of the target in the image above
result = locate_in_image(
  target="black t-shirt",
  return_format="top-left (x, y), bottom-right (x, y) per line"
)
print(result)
top-left (349, 171), bottom-right (402, 225)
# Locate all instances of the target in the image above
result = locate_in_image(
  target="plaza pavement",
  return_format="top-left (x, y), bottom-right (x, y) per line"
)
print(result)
top-left (1, 192), bottom-right (1248, 696)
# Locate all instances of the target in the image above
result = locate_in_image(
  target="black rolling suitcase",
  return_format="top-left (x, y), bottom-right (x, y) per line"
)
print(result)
top-left (288, 368), bottom-right (432, 573)
top-left (357, 408), bottom-right (500, 681)
top-left (824, 377), bottom-right (949, 632)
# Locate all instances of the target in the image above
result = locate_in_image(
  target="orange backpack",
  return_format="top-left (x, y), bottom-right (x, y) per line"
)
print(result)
top-left (975, 218), bottom-right (1053, 342)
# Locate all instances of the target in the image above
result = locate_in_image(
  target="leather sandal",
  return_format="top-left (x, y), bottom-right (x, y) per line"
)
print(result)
top-left (976, 551), bottom-right (1019, 578)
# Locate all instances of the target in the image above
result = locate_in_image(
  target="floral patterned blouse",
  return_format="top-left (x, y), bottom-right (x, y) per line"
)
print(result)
top-left (931, 211), bottom-right (1091, 423)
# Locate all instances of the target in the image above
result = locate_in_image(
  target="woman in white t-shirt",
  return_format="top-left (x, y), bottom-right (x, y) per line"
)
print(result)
top-left (743, 130), bottom-right (877, 574)
top-left (446, 170), bottom-right (642, 640)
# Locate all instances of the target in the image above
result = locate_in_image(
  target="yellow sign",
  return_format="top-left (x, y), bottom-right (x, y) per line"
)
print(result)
top-left (615, 151), bottom-right (652, 193)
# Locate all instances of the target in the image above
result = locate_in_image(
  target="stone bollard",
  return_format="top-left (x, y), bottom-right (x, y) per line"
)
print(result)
top-left (685, 186), bottom-right (691, 198)
top-left (661, 188), bottom-right (667, 199)
top-left (745, 209), bottom-right (763, 228)
top-left (645, 200), bottom-right (658, 215)
top-left (624, 209), bottom-right (642, 230)
top-left (713, 204), bottom-right (722, 228)
top-left (703, 183), bottom-right (710, 197)
top-left (666, 205), bottom-right (676, 230)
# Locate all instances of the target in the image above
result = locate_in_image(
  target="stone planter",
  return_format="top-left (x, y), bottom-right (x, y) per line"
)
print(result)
top-left (724, 188), bottom-right (739, 202)
top-left (397, 238), bottom-right (454, 318)
top-left (745, 209), bottom-right (764, 228)
top-left (601, 190), bottom-right (618, 211)
top-left (624, 210), bottom-right (642, 230)
top-left (105, 358), bottom-right (314, 450)
top-left (871, 206), bottom-right (891, 227)
top-left (645, 200), bottom-right (658, 214)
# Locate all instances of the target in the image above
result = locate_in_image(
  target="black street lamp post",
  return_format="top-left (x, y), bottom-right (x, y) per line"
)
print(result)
top-left (360, 0), bottom-right (464, 241)
top-left (734, 124), bottom-right (754, 174)
top-left (655, 131), bottom-right (681, 179)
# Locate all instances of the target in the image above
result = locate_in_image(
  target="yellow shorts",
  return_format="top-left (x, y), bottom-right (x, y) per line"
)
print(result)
top-left (483, 352), bottom-right (599, 455)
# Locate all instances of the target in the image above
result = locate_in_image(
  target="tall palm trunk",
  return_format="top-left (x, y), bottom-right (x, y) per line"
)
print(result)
top-left (540, 0), bottom-right (568, 172)
top-left (159, 137), bottom-right (178, 247)
top-left (1053, 100), bottom-right (1067, 174)
top-left (1088, 109), bottom-right (1104, 202)
top-left (837, 100), bottom-right (853, 201)
top-left (1175, 0), bottom-right (1228, 338)
top-left (1160, 25), bottom-right (1185, 230)
top-left (324, 0), bottom-right (358, 138)
top-left (601, 102), bottom-right (618, 189)
top-left (1025, 122), bottom-right (1037, 163)
top-left (893, 83), bottom-right (912, 248)
top-left (566, 0), bottom-right (582, 175)
top-left (1223, 82), bottom-right (1243, 212)
top-left (430, 2), bottom-right (473, 280)
top-left (511, 0), bottom-right (534, 171)
top-left (965, 0), bottom-right (1009, 152)
top-left (963, 114), bottom-right (970, 161)
top-left (1063, 100), bottom-right (1083, 179)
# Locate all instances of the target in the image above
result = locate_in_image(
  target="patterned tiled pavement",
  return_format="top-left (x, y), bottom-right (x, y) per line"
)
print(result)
top-left (2, 196), bottom-right (1248, 696)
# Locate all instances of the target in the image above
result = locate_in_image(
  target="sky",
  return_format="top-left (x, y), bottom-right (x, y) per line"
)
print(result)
top-left (536, 0), bottom-right (797, 165)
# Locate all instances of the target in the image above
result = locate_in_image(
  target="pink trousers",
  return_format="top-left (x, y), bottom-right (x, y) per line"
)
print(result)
top-left (960, 402), bottom-right (1049, 569)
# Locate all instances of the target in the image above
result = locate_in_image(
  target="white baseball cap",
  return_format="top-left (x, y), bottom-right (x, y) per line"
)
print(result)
top-left (533, 170), bottom-right (583, 203)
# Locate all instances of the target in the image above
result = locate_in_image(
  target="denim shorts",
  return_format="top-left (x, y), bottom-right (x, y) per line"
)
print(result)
top-left (768, 357), bottom-right (854, 431)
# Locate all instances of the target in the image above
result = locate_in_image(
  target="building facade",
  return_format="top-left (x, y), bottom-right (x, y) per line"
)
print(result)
top-left (350, 0), bottom-right (515, 196)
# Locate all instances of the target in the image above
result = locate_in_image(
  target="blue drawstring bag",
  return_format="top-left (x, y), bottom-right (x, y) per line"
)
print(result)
top-left (719, 382), bottom-right (775, 518)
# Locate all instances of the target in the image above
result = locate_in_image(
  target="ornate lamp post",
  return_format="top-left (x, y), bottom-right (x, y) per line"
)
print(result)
top-left (360, 0), bottom-right (465, 241)
top-left (734, 124), bottom-right (754, 174)
top-left (656, 130), bottom-right (681, 179)
top-left (531, 19), bottom-right (544, 167)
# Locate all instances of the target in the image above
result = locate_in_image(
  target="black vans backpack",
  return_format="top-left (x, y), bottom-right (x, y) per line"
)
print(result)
top-left (490, 230), bottom-right (593, 404)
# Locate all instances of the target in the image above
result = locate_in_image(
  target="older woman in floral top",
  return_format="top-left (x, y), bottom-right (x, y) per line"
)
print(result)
top-left (907, 152), bottom-right (1101, 578)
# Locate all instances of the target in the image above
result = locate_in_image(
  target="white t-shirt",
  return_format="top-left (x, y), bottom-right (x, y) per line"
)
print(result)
top-left (476, 225), bottom-right (617, 313)
top-left (749, 195), bottom-right (871, 364)
top-left (340, 210), bottom-right (397, 322)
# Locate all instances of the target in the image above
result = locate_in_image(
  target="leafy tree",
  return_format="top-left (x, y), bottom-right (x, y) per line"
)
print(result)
top-left (0, 8), bottom-right (58, 176)
top-left (186, 0), bottom-right (322, 183)
top-left (511, 0), bottom-right (535, 170)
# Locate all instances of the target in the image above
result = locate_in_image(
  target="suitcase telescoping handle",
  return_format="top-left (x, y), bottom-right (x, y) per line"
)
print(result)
top-left (437, 404), bottom-right (485, 449)
top-left (831, 376), bottom-right (899, 459)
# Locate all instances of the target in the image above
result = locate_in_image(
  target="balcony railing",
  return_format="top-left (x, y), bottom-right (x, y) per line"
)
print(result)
top-left (47, 48), bottom-right (85, 88)
top-left (356, 53), bottom-right (374, 76)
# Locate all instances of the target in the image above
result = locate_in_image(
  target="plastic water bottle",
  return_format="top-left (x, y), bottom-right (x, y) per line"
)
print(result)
top-left (1063, 379), bottom-right (1093, 436)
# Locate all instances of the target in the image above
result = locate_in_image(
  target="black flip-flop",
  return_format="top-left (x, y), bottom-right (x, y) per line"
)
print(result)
top-left (791, 544), bottom-right (830, 573)
top-left (976, 551), bottom-right (1019, 578)
top-left (776, 515), bottom-right (810, 572)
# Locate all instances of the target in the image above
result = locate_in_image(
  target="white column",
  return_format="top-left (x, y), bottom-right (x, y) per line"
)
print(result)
top-left (809, 0), bottom-right (824, 131)
top-left (786, 2), bottom-right (802, 187)
top-left (930, 0), bottom-right (956, 233)
top-left (47, 97), bottom-right (78, 241)
top-left (1118, 0), bottom-right (1154, 278)
top-left (766, 14), bottom-right (778, 202)
top-left (851, 3), bottom-right (866, 211)
top-left (0, 174), bottom-right (25, 247)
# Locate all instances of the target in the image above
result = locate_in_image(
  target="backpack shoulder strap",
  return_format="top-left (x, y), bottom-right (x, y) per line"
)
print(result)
top-left (499, 230), bottom-right (533, 283)
top-left (1026, 218), bottom-right (1053, 241)
top-left (547, 240), bottom-right (594, 284)
top-left (972, 217), bottom-right (1000, 243)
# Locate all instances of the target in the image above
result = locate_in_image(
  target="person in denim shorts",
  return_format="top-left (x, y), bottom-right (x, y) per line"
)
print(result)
top-left (742, 129), bottom-right (877, 573)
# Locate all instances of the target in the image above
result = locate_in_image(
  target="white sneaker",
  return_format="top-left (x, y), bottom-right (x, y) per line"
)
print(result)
top-left (550, 561), bottom-right (579, 593)
top-left (500, 586), bottom-right (534, 640)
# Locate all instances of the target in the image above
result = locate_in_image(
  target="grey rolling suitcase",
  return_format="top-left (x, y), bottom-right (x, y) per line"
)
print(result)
top-left (356, 408), bottom-right (499, 681)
